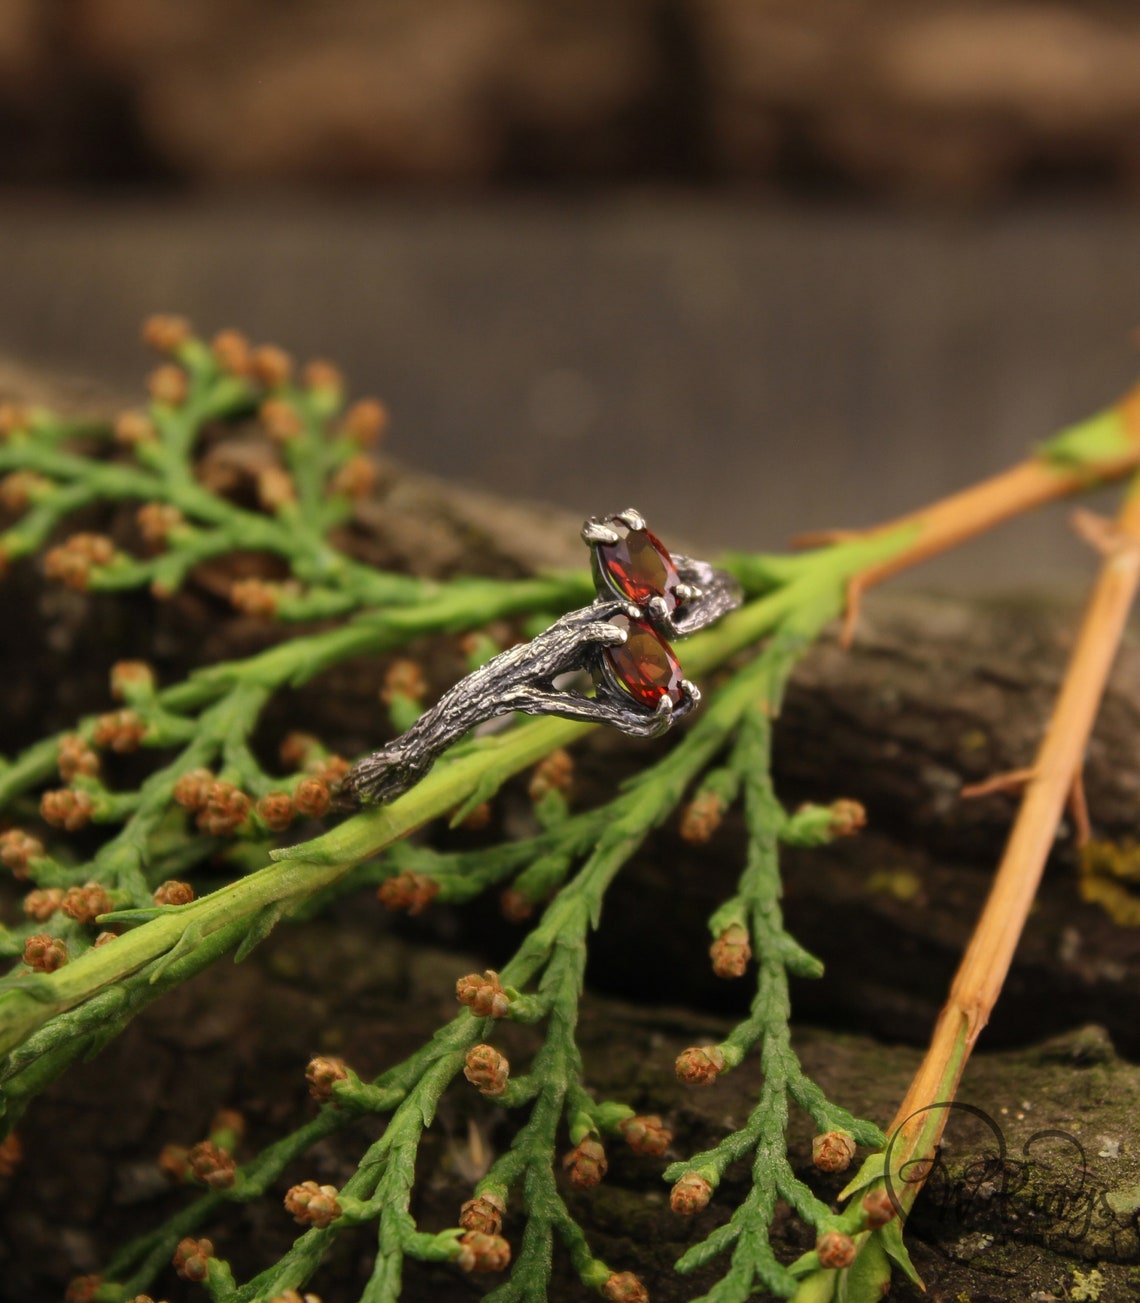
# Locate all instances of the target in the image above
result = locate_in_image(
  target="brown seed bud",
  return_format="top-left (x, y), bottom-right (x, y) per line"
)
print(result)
top-left (340, 398), bottom-right (387, 446)
top-left (311, 754), bottom-right (350, 785)
top-left (153, 879), bottom-right (195, 907)
top-left (563, 1137), bottom-right (607, 1189)
top-left (172, 1236), bottom-right (214, 1282)
top-left (94, 930), bottom-right (118, 948)
top-left (210, 1108), bottom-right (246, 1145)
top-left (816, 1230), bottom-right (857, 1270)
top-left (292, 777), bottom-right (331, 819)
top-left (137, 502), bottom-right (185, 549)
top-left (377, 870), bottom-right (439, 916)
top-left (212, 328), bottom-right (252, 375)
top-left (828, 799), bottom-right (867, 837)
top-left (147, 364), bottom-right (189, 407)
top-left (158, 1142), bottom-right (192, 1183)
top-left (459, 1191), bottom-right (505, 1235)
top-left (329, 454), bottom-right (378, 499)
top-left (670, 1171), bottom-right (713, 1215)
top-left (458, 800), bottom-right (492, 831)
top-left (381, 659), bottom-right (427, 705)
top-left (285, 1179), bottom-right (342, 1228)
top-left (306, 1054), bottom-right (348, 1103)
top-left (2, 828), bottom-right (45, 878)
top-left (455, 1231), bottom-right (511, 1274)
top-left (230, 578), bottom-right (281, 618)
top-left (196, 782), bottom-right (252, 837)
top-left (187, 1139), bottom-right (237, 1190)
top-left (250, 344), bottom-right (294, 389)
top-left (58, 734), bottom-right (101, 781)
top-left (40, 787), bottom-right (96, 831)
top-left (0, 470), bottom-right (52, 512)
top-left (812, 1130), bottom-right (857, 1174)
top-left (602, 1271), bottom-right (649, 1303)
top-left (61, 881), bottom-right (114, 925)
top-left (861, 1186), bottom-right (897, 1229)
top-left (257, 465), bottom-right (298, 511)
top-left (113, 410), bottom-right (157, 446)
top-left (259, 397), bottom-right (304, 443)
top-left (456, 970), bottom-right (510, 1018)
top-left (0, 403), bottom-right (32, 436)
top-left (173, 768), bottom-right (216, 811)
top-left (44, 532), bottom-right (116, 590)
top-left (499, 888), bottom-right (533, 923)
top-left (24, 933), bottom-right (68, 972)
top-left (142, 314), bottom-right (191, 354)
top-left (710, 923), bottom-right (751, 979)
top-left (279, 732), bottom-right (320, 770)
top-left (463, 1044), bottom-right (509, 1097)
top-left (0, 1130), bottom-right (22, 1178)
top-left (680, 789), bottom-right (725, 844)
top-left (619, 1114), bottom-right (671, 1157)
top-left (528, 749), bottom-right (574, 803)
top-left (93, 709), bottom-right (147, 752)
top-left (257, 791), bottom-right (295, 831)
top-left (303, 359), bottom-right (344, 394)
top-left (674, 1045), bottom-right (726, 1086)
top-left (23, 887), bottom-right (65, 921)
top-left (111, 660), bottom-right (156, 701)
top-left (64, 1275), bottom-right (102, 1303)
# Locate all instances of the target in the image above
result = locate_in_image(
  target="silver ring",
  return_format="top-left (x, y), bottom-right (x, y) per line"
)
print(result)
top-left (339, 509), bottom-right (741, 806)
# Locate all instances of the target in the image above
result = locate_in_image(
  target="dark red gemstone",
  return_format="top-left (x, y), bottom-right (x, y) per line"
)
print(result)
top-left (602, 614), bottom-right (684, 709)
top-left (596, 517), bottom-right (681, 612)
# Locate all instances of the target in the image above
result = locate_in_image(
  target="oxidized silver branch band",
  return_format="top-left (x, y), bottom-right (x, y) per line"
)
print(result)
top-left (338, 509), bottom-right (742, 806)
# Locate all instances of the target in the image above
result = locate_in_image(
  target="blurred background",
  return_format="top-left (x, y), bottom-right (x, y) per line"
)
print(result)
top-left (2, 0), bottom-right (1140, 593)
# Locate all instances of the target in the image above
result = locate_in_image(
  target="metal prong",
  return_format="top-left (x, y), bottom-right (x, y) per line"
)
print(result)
top-left (680, 678), bottom-right (701, 706)
top-left (655, 694), bottom-right (674, 715)
top-left (582, 518), bottom-right (621, 545)
top-left (675, 581), bottom-right (702, 604)
top-left (646, 595), bottom-right (670, 621)
top-left (617, 507), bottom-right (646, 532)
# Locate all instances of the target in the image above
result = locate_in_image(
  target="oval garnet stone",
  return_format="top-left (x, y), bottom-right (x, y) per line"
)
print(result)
top-left (602, 614), bottom-right (684, 709)
top-left (596, 517), bottom-right (681, 612)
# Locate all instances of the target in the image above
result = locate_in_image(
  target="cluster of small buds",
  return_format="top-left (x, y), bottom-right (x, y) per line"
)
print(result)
top-left (285, 1180), bottom-right (342, 1229)
top-left (147, 364), bottom-right (189, 408)
top-left (0, 1131), bottom-right (22, 1178)
top-left (811, 1129), bottom-right (857, 1174)
top-left (64, 1275), bottom-right (102, 1303)
top-left (674, 1045), bottom-right (726, 1086)
top-left (601, 1271), bottom-right (649, 1303)
top-left (292, 776), bottom-right (332, 819)
top-left (172, 1237), bottom-right (214, 1282)
top-left (93, 708), bottom-right (147, 752)
top-left (455, 1231), bottom-right (511, 1274)
top-left (709, 923), bottom-right (752, 979)
top-left (212, 328), bottom-right (252, 376)
top-left (153, 879), bottom-right (195, 906)
top-left (43, 532), bottom-right (116, 590)
top-left (230, 577), bottom-right (283, 618)
top-left (329, 454), bottom-right (378, 499)
top-left (259, 397), bottom-right (305, 443)
top-left (113, 410), bottom-right (158, 446)
top-left (158, 1142), bottom-right (191, 1183)
top-left (23, 887), bottom-right (64, 921)
top-left (311, 753), bottom-right (351, 786)
top-left (279, 731), bottom-right (320, 770)
top-left (670, 1171), bottom-right (713, 1215)
top-left (339, 398), bottom-right (388, 447)
top-left (377, 870), bottom-right (439, 916)
top-left (40, 787), bottom-right (96, 831)
top-left (455, 969), bottom-right (510, 1018)
top-left (499, 887), bottom-right (533, 923)
top-left (459, 1191), bottom-right (505, 1235)
top-left (61, 881), bottom-right (114, 925)
top-left (143, 314), bottom-right (192, 354)
top-left (619, 1114), bottom-right (671, 1157)
top-left (815, 1230), bottom-right (857, 1270)
top-left (0, 402), bottom-right (33, 436)
top-left (306, 1054), bottom-right (349, 1103)
top-left (679, 789), bottom-right (726, 844)
top-left (463, 1044), bottom-right (510, 1097)
top-left (24, 933), bottom-right (68, 972)
top-left (196, 782), bottom-right (252, 836)
top-left (172, 768), bottom-right (216, 811)
top-left (527, 748), bottom-right (574, 803)
top-left (0, 470), bottom-right (52, 513)
top-left (136, 501), bottom-right (186, 549)
top-left (210, 1107), bottom-right (245, 1145)
top-left (380, 658), bottom-right (427, 706)
top-left (57, 734), bottom-right (101, 781)
top-left (111, 660), bottom-right (156, 701)
top-left (257, 465), bottom-right (298, 511)
top-left (563, 1137), bottom-right (607, 1189)
top-left (257, 791), bottom-right (295, 831)
top-left (1, 828), bottom-right (45, 877)
top-left (302, 358), bottom-right (344, 397)
top-left (187, 1139), bottom-right (237, 1190)
top-left (827, 798), bottom-right (867, 837)
top-left (250, 344), bottom-right (294, 389)
top-left (861, 1186), bottom-right (897, 1228)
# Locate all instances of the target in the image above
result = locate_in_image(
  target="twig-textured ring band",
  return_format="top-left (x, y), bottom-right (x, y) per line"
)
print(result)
top-left (338, 509), bottom-right (742, 806)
